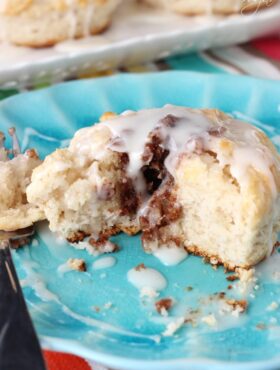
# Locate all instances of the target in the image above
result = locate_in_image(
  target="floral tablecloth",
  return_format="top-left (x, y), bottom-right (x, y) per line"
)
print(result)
top-left (1, 35), bottom-right (280, 369)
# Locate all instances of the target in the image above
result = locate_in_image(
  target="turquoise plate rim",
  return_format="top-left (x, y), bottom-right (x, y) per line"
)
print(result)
top-left (1, 71), bottom-right (280, 370)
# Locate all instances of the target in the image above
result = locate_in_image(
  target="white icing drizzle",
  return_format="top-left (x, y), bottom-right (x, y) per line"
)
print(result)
top-left (235, 0), bottom-right (243, 12)
top-left (57, 262), bottom-right (72, 276)
top-left (98, 104), bottom-right (280, 199)
top-left (20, 260), bottom-right (159, 342)
top-left (65, 0), bottom-right (78, 39)
top-left (103, 105), bottom-right (212, 193)
top-left (206, 0), bottom-right (213, 15)
top-left (20, 260), bottom-right (59, 303)
top-left (21, 127), bottom-right (70, 152)
top-left (83, 3), bottom-right (95, 37)
top-left (62, 305), bottom-right (160, 342)
top-left (127, 266), bottom-right (167, 291)
top-left (0, 0), bottom-right (7, 13)
top-left (63, 0), bottom-right (96, 40)
top-left (209, 119), bottom-right (279, 197)
top-left (92, 256), bottom-right (116, 270)
top-left (153, 246), bottom-right (188, 266)
top-left (72, 239), bottom-right (117, 257)
top-left (256, 250), bottom-right (280, 282)
top-left (18, 250), bottom-right (159, 342)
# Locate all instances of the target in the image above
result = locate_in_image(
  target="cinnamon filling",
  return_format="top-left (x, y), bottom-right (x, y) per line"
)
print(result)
top-left (111, 115), bottom-right (184, 246)
top-left (141, 129), bottom-right (169, 194)
top-left (118, 153), bottom-right (139, 216)
top-left (140, 177), bottom-right (183, 245)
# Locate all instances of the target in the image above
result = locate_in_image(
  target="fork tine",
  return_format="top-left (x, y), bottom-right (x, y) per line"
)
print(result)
top-left (0, 128), bottom-right (45, 369)
top-left (0, 243), bottom-right (46, 370)
top-left (8, 127), bottom-right (21, 157)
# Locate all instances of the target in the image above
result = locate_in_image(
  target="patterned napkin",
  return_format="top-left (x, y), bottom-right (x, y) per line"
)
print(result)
top-left (44, 351), bottom-right (108, 370)
top-left (0, 35), bottom-right (279, 370)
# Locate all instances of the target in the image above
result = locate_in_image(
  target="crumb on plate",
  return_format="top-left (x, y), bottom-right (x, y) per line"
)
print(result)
top-left (162, 317), bottom-right (185, 337)
top-left (201, 314), bottom-right (217, 327)
top-left (155, 298), bottom-right (173, 316)
top-left (67, 258), bottom-right (86, 272)
top-left (135, 263), bottom-right (146, 271)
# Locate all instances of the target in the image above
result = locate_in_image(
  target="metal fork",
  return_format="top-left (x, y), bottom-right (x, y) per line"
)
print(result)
top-left (0, 226), bottom-right (47, 370)
top-left (0, 128), bottom-right (46, 369)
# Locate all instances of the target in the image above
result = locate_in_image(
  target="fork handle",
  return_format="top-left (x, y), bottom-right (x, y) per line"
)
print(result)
top-left (0, 245), bottom-right (46, 370)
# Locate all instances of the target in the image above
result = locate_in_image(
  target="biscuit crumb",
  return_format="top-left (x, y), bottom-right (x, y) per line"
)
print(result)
top-left (155, 298), bottom-right (173, 316)
top-left (210, 257), bottom-right (219, 265)
top-left (67, 258), bottom-right (86, 272)
top-left (201, 314), bottom-right (217, 326)
top-left (266, 302), bottom-right (279, 311)
top-left (224, 299), bottom-right (247, 316)
top-left (135, 263), bottom-right (146, 271)
top-left (67, 231), bottom-right (89, 244)
top-left (104, 302), bottom-right (113, 310)
top-left (100, 112), bottom-right (117, 122)
top-left (235, 268), bottom-right (256, 293)
top-left (162, 317), bottom-right (185, 337)
top-left (185, 286), bottom-right (193, 292)
top-left (226, 275), bottom-right (238, 281)
top-left (89, 237), bottom-right (119, 254)
top-left (26, 148), bottom-right (39, 159)
top-left (236, 268), bottom-right (255, 283)
top-left (256, 323), bottom-right (266, 330)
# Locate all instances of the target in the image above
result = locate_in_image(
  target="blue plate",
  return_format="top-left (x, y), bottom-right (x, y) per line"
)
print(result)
top-left (1, 72), bottom-right (280, 370)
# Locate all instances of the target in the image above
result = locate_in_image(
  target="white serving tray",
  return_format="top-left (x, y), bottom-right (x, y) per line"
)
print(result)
top-left (0, 0), bottom-right (280, 88)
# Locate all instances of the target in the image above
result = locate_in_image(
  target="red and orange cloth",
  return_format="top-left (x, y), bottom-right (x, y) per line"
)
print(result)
top-left (44, 351), bottom-right (107, 370)
top-left (252, 36), bottom-right (280, 62)
top-left (44, 351), bottom-right (92, 370)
